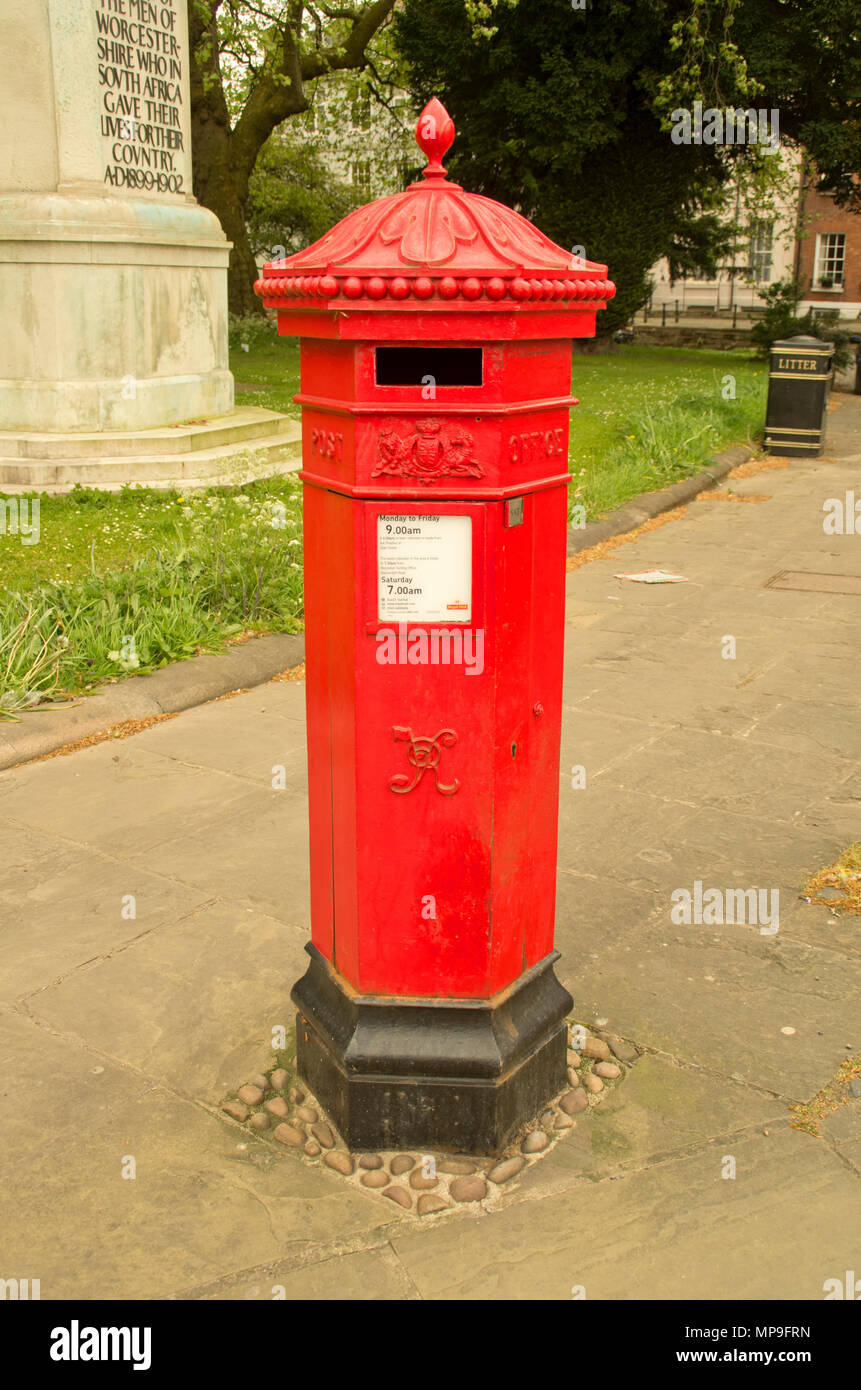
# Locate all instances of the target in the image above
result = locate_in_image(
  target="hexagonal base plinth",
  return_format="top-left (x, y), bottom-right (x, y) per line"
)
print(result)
top-left (291, 946), bottom-right (573, 1155)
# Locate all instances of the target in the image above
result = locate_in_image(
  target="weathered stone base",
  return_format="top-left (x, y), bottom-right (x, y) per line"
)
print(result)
top-left (0, 407), bottom-right (301, 493)
top-left (0, 193), bottom-right (235, 434)
top-left (291, 945), bottom-right (573, 1156)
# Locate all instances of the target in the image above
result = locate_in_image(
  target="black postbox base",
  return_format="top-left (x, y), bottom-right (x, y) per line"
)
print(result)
top-left (291, 945), bottom-right (573, 1156)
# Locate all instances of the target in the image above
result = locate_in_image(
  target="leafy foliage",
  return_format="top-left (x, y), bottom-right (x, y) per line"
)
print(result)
top-left (247, 124), bottom-right (362, 261)
top-left (393, 0), bottom-right (861, 330)
top-left (750, 279), bottom-right (853, 370)
top-left (228, 311), bottom-right (279, 352)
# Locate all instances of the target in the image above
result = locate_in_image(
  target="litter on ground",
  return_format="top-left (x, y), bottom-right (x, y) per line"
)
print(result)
top-left (614, 569), bottom-right (688, 584)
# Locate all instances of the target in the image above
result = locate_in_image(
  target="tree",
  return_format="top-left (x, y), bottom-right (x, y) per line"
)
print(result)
top-left (247, 64), bottom-right (417, 261)
top-left (247, 138), bottom-right (360, 263)
top-left (189, 1), bottom-right (399, 314)
top-left (393, 0), bottom-right (861, 331)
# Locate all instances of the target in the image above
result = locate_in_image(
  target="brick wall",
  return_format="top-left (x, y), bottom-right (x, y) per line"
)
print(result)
top-left (798, 185), bottom-right (861, 310)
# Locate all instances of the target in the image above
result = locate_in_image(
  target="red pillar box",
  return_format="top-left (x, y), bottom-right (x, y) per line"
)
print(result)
top-left (256, 99), bottom-right (615, 1154)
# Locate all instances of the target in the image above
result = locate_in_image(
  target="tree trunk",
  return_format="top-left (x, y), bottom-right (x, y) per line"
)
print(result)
top-left (193, 119), bottom-right (262, 317)
top-left (189, 3), bottom-right (263, 317)
top-left (223, 201), bottom-right (265, 318)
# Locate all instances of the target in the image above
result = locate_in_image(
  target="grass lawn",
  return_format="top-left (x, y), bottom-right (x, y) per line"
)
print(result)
top-left (232, 334), bottom-right (301, 420)
top-left (0, 338), bottom-right (766, 716)
top-left (570, 344), bottom-right (766, 518)
top-left (0, 475), bottom-right (302, 593)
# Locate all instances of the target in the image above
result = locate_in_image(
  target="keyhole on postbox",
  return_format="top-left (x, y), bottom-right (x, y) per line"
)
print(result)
top-left (511, 741), bottom-right (517, 759)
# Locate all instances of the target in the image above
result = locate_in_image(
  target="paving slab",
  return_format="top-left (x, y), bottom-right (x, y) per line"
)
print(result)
top-left (29, 899), bottom-right (310, 1103)
top-left (0, 1014), bottom-right (393, 1301)
top-left (558, 800), bottom-right (836, 907)
top-left (572, 670), bottom-right (786, 736)
top-left (184, 1247), bottom-right (418, 1302)
top-left (127, 788), bottom-right (311, 923)
top-left (0, 633), bottom-right (305, 771)
top-left (777, 902), bottom-right (861, 960)
top-left (559, 706), bottom-right (671, 777)
top-left (564, 918), bottom-right (859, 1097)
top-left (598, 724), bottom-right (855, 823)
top-left (0, 833), bottom-right (211, 1002)
top-left (505, 1052), bottom-right (787, 1197)
top-left (553, 870), bottom-right (663, 979)
top-left (390, 1127), bottom-right (861, 1301)
top-left (746, 696), bottom-right (861, 759)
top-left (839, 1138), bottom-right (861, 1174)
top-left (130, 703), bottom-right (308, 787)
top-left (818, 1094), bottom-right (861, 1145)
top-left (0, 743), bottom-right (257, 856)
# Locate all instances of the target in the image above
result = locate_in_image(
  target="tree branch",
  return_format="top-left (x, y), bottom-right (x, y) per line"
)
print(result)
top-left (300, 0), bottom-right (398, 79)
top-left (228, 0), bottom-right (397, 185)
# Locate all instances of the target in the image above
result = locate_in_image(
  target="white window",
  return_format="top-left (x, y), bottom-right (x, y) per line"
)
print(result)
top-left (351, 159), bottom-right (371, 194)
top-left (746, 220), bottom-right (773, 282)
top-left (351, 95), bottom-right (371, 131)
top-left (813, 233), bottom-right (846, 289)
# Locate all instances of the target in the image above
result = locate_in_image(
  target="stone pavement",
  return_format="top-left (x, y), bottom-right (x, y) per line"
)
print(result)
top-left (1, 396), bottom-right (860, 1302)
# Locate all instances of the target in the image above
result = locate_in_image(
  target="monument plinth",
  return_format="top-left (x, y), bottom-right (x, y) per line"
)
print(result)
top-left (0, 0), bottom-right (298, 490)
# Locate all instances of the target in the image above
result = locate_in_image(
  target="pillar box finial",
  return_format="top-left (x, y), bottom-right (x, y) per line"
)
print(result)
top-left (416, 97), bottom-right (456, 180)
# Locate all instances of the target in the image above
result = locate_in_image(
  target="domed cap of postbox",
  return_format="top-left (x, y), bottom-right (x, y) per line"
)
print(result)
top-left (255, 98), bottom-right (615, 312)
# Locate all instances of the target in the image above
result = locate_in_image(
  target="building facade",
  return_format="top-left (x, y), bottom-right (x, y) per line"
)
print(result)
top-left (796, 179), bottom-right (861, 318)
top-left (645, 153), bottom-right (861, 323)
top-left (645, 150), bottom-right (801, 318)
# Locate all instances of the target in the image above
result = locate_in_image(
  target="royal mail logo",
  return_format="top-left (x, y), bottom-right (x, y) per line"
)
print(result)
top-left (372, 418), bottom-right (484, 483)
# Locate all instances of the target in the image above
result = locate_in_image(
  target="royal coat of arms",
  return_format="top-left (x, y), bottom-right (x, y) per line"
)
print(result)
top-left (371, 418), bottom-right (484, 483)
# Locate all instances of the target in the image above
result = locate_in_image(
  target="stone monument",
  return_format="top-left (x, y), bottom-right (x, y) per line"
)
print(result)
top-left (0, 0), bottom-right (298, 490)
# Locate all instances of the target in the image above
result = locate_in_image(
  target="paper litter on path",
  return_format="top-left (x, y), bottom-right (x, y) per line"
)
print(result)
top-left (614, 569), bottom-right (688, 584)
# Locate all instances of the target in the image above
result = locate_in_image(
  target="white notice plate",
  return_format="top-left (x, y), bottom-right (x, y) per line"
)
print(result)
top-left (377, 515), bottom-right (472, 623)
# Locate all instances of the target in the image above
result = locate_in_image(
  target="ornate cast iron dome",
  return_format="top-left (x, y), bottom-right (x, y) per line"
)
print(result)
top-left (255, 98), bottom-right (615, 310)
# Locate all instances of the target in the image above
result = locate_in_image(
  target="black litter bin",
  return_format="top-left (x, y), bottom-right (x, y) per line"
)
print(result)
top-left (764, 334), bottom-right (833, 457)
